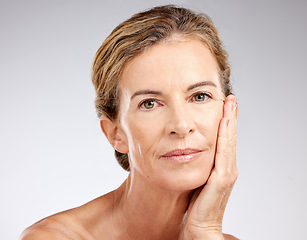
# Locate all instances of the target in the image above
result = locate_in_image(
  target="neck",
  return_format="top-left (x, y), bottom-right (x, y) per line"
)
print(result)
top-left (113, 172), bottom-right (193, 240)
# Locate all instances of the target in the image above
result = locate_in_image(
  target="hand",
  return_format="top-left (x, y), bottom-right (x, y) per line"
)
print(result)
top-left (180, 95), bottom-right (238, 240)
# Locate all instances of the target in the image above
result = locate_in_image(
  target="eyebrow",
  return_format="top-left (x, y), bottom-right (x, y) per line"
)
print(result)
top-left (130, 81), bottom-right (217, 100)
top-left (131, 90), bottom-right (162, 100)
top-left (187, 81), bottom-right (217, 91)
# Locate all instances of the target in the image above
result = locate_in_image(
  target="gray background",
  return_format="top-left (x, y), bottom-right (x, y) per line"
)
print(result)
top-left (1, 0), bottom-right (306, 239)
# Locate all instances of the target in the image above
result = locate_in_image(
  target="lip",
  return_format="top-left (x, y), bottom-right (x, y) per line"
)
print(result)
top-left (159, 148), bottom-right (203, 163)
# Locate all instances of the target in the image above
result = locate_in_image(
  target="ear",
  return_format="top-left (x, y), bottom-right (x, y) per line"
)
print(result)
top-left (100, 115), bottom-right (129, 154)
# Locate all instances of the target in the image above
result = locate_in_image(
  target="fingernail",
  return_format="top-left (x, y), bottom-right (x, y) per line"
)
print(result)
top-left (232, 99), bottom-right (237, 111)
top-left (233, 102), bottom-right (237, 111)
top-left (226, 119), bottom-right (230, 126)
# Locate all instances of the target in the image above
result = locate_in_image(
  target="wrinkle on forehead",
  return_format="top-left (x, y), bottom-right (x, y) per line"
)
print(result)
top-left (119, 39), bottom-right (224, 112)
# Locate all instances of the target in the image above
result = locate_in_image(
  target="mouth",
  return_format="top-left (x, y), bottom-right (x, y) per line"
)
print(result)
top-left (159, 148), bottom-right (203, 163)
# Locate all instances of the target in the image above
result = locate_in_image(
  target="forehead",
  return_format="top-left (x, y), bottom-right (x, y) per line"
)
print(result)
top-left (120, 39), bottom-right (221, 92)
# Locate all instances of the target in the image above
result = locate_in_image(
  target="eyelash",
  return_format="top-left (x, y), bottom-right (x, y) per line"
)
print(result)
top-left (190, 92), bottom-right (212, 103)
top-left (139, 99), bottom-right (161, 110)
top-left (138, 92), bottom-right (212, 110)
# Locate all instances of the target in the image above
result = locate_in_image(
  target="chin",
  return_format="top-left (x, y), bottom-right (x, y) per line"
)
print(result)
top-left (154, 160), bottom-right (214, 192)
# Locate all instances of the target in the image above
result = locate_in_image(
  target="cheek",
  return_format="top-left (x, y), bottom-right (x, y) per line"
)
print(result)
top-left (194, 107), bottom-right (223, 144)
top-left (124, 114), bottom-right (164, 161)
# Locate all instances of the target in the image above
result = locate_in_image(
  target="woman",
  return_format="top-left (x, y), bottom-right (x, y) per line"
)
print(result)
top-left (21, 5), bottom-right (238, 240)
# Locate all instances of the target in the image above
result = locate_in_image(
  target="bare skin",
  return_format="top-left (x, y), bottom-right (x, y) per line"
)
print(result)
top-left (21, 40), bottom-right (238, 240)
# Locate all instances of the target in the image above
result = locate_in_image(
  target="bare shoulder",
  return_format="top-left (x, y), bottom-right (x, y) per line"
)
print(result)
top-left (19, 208), bottom-right (96, 240)
top-left (19, 194), bottom-right (113, 240)
top-left (223, 233), bottom-right (240, 240)
top-left (20, 217), bottom-right (74, 240)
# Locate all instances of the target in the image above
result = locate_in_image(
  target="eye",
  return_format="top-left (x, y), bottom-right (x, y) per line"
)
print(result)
top-left (140, 99), bottom-right (158, 110)
top-left (191, 92), bottom-right (211, 102)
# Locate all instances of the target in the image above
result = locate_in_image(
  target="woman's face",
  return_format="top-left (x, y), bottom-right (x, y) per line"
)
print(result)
top-left (117, 39), bottom-right (224, 192)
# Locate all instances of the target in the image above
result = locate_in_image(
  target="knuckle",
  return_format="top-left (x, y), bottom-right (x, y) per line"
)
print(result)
top-left (216, 174), bottom-right (232, 189)
top-left (233, 167), bottom-right (239, 179)
top-left (216, 167), bottom-right (238, 188)
top-left (221, 146), bottom-right (231, 158)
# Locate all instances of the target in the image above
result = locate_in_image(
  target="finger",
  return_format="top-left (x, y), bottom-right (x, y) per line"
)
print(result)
top-left (215, 96), bottom-right (238, 172)
top-left (222, 95), bottom-right (237, 150)
top-left (229, 98), bottom-right (238, 165)
top-left (223, 95), bottom-right (236, 119)
top-left (214, 117), bottom-right (230, 169)
top-left (230, 97), bottom-right (238, 131)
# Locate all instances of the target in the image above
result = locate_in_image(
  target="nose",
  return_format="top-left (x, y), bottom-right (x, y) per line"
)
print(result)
top-left (166, 105), bottom-right (196, 137)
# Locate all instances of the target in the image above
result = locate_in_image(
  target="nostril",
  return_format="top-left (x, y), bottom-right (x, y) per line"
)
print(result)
top-left (170, 128), bottom-right (194, 136)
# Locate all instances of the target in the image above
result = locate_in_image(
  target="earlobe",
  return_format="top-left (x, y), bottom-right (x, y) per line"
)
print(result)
top-left (100, 115), bottom-right (129, 154)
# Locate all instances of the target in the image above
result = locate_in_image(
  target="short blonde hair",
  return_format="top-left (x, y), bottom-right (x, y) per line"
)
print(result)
top-left (92, 5), bottom-right (232, 171)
